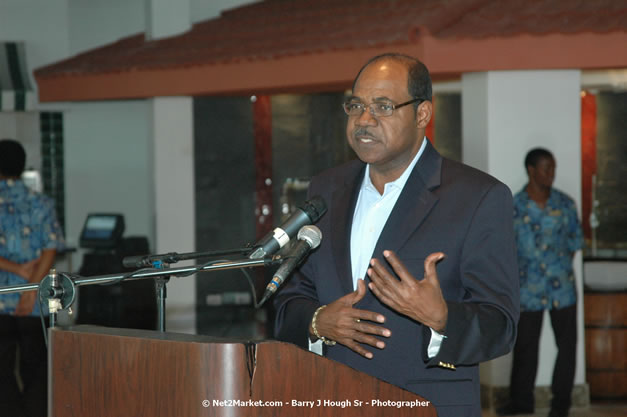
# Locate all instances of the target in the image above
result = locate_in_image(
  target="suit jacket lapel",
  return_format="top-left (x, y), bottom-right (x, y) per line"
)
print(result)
top-left (370, 140), bottom-right (442, 263)
top-left (331, 163), bottom-right (365, 295)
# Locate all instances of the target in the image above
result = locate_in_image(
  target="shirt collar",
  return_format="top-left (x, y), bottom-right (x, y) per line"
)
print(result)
top-left (519, 185), bottom-right (557, 207)
top-left (362, 137), bottom-right (427, 195)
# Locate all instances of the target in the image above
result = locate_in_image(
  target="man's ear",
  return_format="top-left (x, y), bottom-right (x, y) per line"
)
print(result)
top-left (416, 100), bottom-right (433, 129)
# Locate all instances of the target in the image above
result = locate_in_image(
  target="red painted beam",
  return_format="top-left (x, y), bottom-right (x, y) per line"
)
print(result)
top-left (581, 92), bottom-right (597, 241)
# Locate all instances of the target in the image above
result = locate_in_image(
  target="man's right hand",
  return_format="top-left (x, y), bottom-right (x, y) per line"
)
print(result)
top-left (19, 259), bottom-right (38, 281)
top-left (309, 279), bottom-right (391, 359)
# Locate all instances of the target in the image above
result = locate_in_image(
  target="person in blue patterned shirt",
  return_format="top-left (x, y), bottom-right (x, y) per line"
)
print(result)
top-left (0, 139), bottom-right (65, 417)
top-left (498, 148), bottom-right (583, 417)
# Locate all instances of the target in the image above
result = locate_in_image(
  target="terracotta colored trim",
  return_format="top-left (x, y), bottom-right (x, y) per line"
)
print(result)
top-left (423, 31), bottom-right (627, 74)
top-left (35, 32), bottom-right (627, 102)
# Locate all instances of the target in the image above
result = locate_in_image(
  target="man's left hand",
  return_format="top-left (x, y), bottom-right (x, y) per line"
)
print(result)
top-left (368, 250), bottom-right (448, 332)
top-left (14, 292), bottom-right (37, 316)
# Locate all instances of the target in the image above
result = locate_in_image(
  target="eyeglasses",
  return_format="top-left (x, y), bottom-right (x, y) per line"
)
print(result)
top-left (342, 97), bottom-right (424, 117)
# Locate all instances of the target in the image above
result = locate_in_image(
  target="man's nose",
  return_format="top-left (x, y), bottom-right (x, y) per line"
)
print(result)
top-left (355, 108), bottom-right (377, 126)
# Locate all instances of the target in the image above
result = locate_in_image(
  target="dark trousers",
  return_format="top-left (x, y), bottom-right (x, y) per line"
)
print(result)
top-left (509, 304), bottom-right (577, 414)
top-left (0, 315), bottom-right (48, 417)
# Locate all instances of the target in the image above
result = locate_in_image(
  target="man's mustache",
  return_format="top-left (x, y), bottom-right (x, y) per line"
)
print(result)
top-left (353, 128), bottom-right (376, 139)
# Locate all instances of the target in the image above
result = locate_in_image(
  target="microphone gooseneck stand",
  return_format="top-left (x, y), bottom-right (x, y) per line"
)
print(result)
top-left (0, 196), bottom-right (329, 332)
top-left (154, 266), bottom-right (169, 332)
top-left (121, 248), bottom-right (252, 268)
top-left (0, 254), bottom-right (281, 333)
top-left (38, 268), bottom-right (77, 329)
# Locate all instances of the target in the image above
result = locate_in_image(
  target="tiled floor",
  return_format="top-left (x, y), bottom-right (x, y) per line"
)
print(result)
top-left (482, 401), bottom-right (627, 417)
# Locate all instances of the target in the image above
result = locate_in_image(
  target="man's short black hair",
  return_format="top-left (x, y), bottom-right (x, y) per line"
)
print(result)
top-left (524, 148), bottom-right (554, 169)
top-left (0, 139), bottom-right (26, 177)
top-left (352, 53), bottom-right (432, 109)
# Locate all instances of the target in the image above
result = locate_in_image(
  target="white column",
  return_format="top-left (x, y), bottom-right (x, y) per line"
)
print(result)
top-left (65, 101), bottom-right (154, 261)
top-left (150, 97), bottom-right (196, 333)
top-left (462, 70), bottom-right (585, 389)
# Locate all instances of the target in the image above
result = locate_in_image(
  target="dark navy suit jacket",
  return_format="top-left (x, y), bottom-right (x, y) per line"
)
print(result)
top-left (274, 141), bottom-right (520, 417)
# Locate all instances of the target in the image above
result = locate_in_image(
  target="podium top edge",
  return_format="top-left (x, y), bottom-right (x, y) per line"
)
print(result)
top-left (50, 325), bottom-right (292, 345)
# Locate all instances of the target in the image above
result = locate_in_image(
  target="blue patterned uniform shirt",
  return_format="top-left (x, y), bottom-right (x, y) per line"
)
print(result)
top-left (513, 187), bottom-right (583, 311)
top-left (0, 179), bottom-right (65, 315)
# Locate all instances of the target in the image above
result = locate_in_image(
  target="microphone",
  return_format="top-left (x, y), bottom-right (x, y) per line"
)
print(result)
top-left (248, 196), bottom-right (326, 259)
top-left (259, 225), bottom-right (322, 305)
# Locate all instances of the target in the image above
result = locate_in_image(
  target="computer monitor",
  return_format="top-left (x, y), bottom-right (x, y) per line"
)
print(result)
top-left (79, 213), bottom-right (125, 249)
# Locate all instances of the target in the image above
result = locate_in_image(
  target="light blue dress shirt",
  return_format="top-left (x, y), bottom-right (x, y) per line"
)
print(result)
top-left (350, 139), bottom-right (426, 285)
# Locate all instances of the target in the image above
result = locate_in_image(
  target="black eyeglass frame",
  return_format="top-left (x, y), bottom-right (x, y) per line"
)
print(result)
top-left (342, 97), bottom-right (425, 117)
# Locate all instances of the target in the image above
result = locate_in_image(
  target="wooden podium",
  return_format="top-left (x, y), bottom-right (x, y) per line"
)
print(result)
top-left (49, 326), bottom-right (436, 417)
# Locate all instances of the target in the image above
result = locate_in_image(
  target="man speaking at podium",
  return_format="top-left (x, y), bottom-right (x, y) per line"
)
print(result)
top-left (274, 54), bottom-right (519, 417)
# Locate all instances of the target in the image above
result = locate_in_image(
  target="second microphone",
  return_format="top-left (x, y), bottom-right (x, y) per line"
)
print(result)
top-left (259, 225), bottom-right (322, 305)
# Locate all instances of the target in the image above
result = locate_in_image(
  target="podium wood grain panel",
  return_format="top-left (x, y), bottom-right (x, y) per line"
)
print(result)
top-left (50, 326), bottom-right (250, 417)
top-left (50, 326), bottom-right (436, 417)
top-left (584, 292), bottom-right (627, 398)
